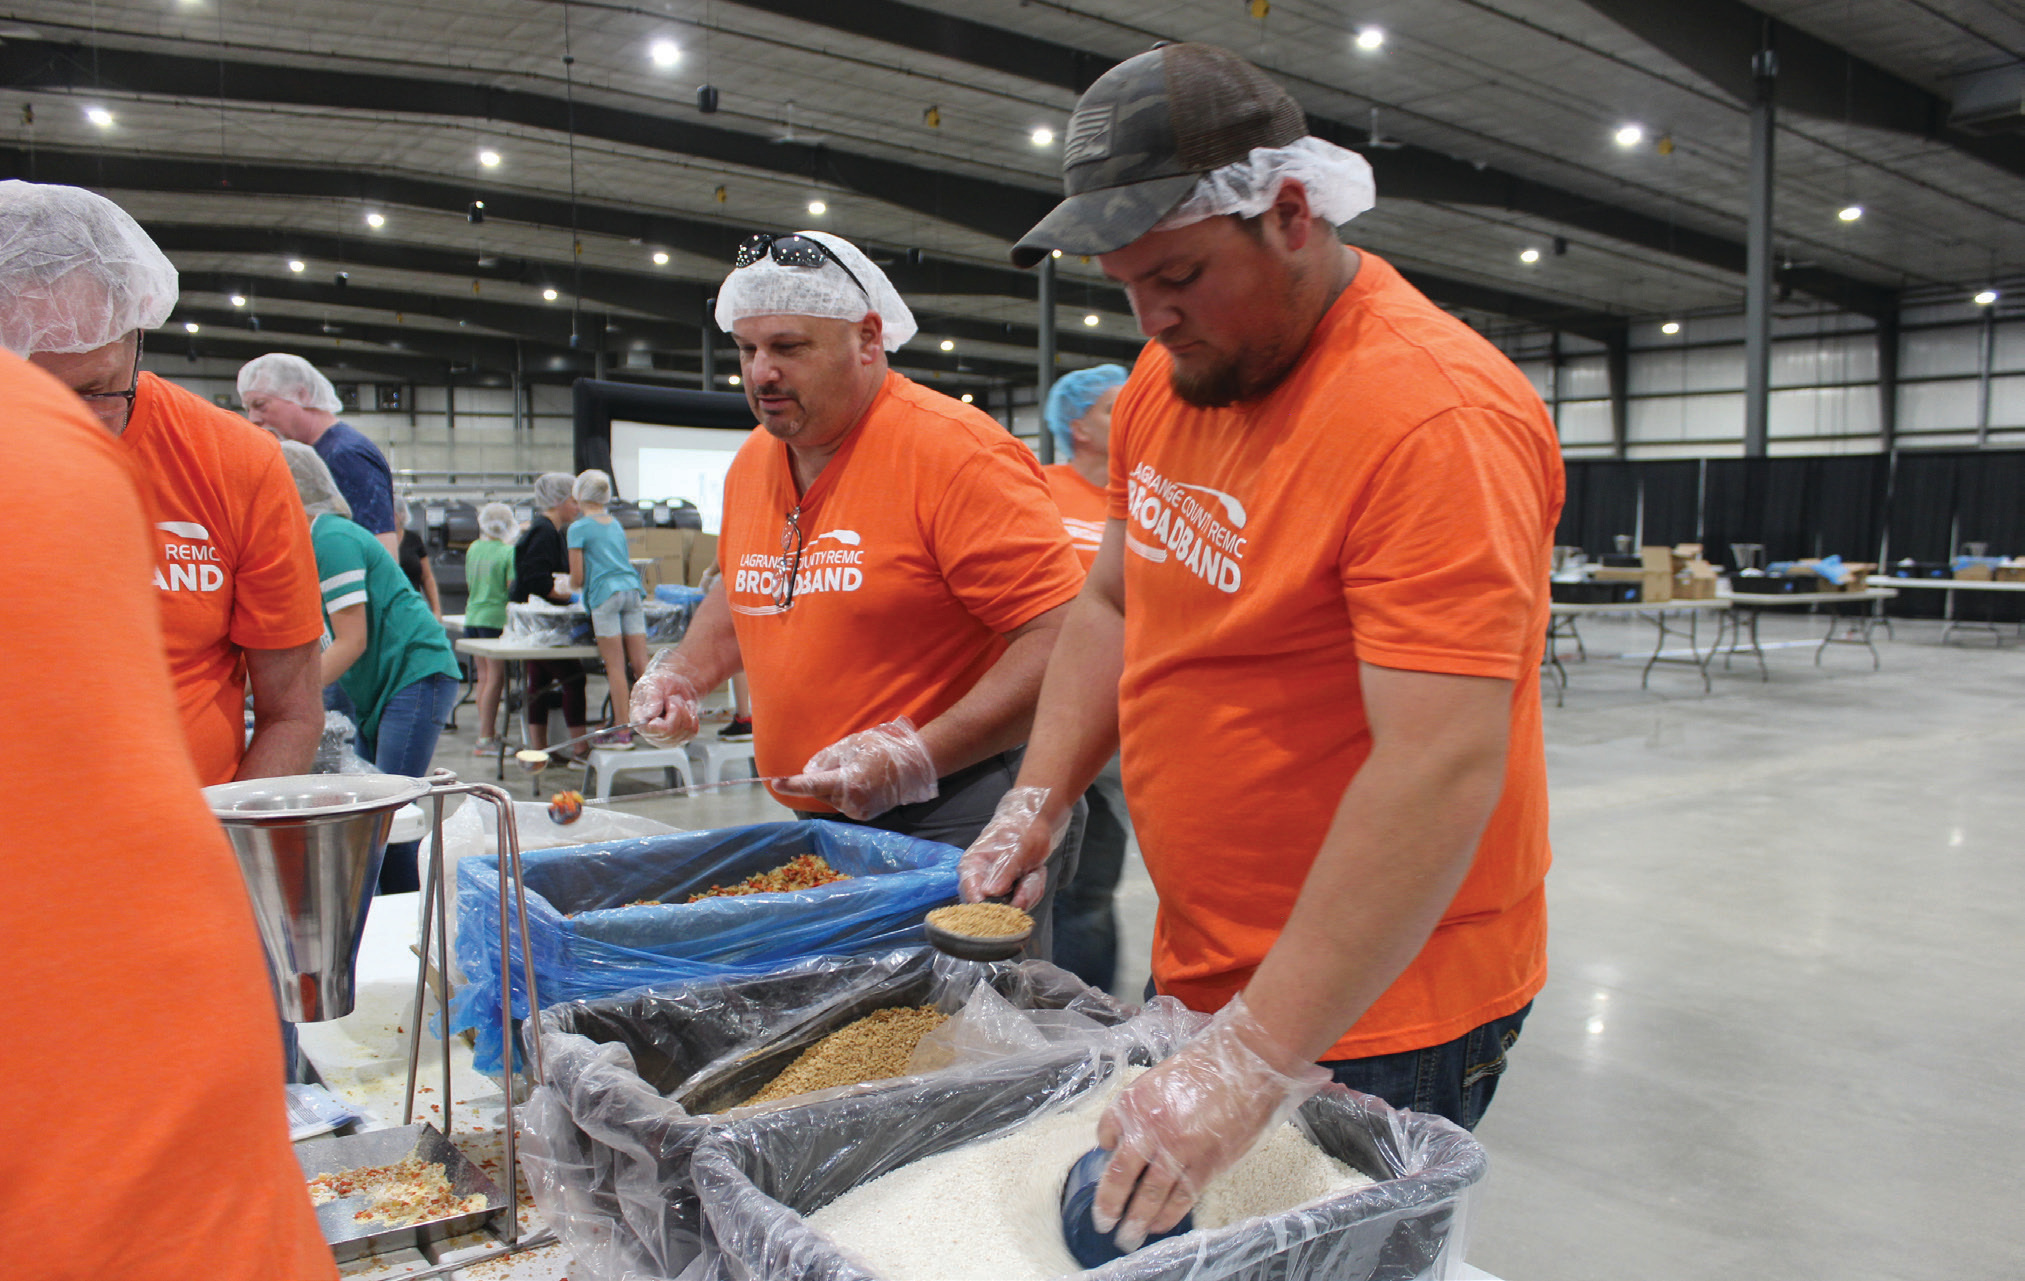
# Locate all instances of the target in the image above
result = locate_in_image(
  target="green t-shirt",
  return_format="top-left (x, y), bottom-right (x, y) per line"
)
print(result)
top-left (313, 514), bottom-right (462, 738)
top-left (463, 537), bottom-right (514, 630)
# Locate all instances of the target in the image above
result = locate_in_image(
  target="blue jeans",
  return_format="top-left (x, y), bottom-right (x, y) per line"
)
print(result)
top-left (360, 672), bottom-right (460, 894)
top-left (1321, 1002), bottom-right (1532, 1131)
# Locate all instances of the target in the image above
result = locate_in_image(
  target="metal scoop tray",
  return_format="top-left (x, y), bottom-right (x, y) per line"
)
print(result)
top-left (294, 1122), bottom-right (503, 1262)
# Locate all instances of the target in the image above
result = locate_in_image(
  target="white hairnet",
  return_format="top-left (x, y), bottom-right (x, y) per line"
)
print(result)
top-left (1151, 137), bottom-right (1376, 233)
top-left (0, 181), bottom-right (179, 357)
top-left (714, 230), bottom-right (917, 351)
top-left (281, 440), bottom-right (352, 520)
top-left (574, 469), bottom-right (613, 505)
top-left (237, 352), bottom-right (343, 415)
top-left (534, 472), bottom-right (575, 509)
top-left (477, 501), bottom-right (519, 541)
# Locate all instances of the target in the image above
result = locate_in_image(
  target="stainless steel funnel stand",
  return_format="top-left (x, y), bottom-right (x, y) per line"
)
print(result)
top-left (400, 771), bottom-right (544, 1247)
top-left (204, 773), bottom-right (434, 1022)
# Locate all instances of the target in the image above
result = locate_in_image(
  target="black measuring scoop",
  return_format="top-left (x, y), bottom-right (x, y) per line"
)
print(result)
top-left (1058, 1147), bottom-right (1195, 1269)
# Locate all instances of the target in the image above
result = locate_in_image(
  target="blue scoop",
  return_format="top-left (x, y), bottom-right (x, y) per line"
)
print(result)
top-left (1059, 1147), bottom-right (1194, 1269)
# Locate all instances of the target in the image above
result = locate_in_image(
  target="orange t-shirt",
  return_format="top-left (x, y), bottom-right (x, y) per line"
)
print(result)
top-left (123, 373), bottom-right (324, 784)
top-left (721, 370), bottom-right (1085, 808)
top-left (1043, 462), bottom-right (1108, 571)
top-left (1109, 251), bottom-right (1564, 1059)
top-left (0, 353), bottom-right (336, 1281)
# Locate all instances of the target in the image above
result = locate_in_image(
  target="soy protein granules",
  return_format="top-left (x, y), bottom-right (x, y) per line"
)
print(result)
top-left (806, 1068), bottom-right (1372, 1280)
top-left (739, 1006), bottom-right (948, 1107)
top-left (686, 854), bottom-right (849, 901)
top-left (926, 902), bottom-right (1032, 938)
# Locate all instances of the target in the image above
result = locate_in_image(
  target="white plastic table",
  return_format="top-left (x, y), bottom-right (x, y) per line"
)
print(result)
top-left (1873, 575), bottom-right (2025, 644)
top-left (1715, 586), bottom-right (1900, 677)
top-left (1545, 597), bottom-right (1731, 699)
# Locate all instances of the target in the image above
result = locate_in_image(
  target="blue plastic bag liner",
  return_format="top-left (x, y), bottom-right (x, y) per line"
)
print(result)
top-left (1953, 555), bottom-right (2005, 571)
top-left (1812, 553), bottom-right (1848, 585)
top-left (516, 947), bottom-right (1166, 1280)
top-left (654, 584), bottom-right (707, 608)
top-left (690, 1052), bottom-right (1488, 1281)
top-left (452, 821), bottom-right (960, 1072)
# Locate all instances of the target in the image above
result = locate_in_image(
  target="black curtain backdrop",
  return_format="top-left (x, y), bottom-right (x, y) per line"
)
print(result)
top-left (1563, 450), bottom-right (2016, 575)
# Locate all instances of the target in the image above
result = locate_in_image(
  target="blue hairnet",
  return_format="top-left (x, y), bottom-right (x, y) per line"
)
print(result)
top-left (1043, 364), bottom-right (1129, 459)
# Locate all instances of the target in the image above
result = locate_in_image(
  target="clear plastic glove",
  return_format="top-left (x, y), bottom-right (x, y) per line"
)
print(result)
top-left (628, 650), bottom-right (705, 747)
top-left (957, 786), bottom-right (1062, 911)
top-left (774, 717), bottom-right (937, 820)
top-left (1092, 993), bottom-right (1330, 1250)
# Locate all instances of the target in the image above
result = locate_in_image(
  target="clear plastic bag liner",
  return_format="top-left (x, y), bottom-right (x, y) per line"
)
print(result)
top-left (517, 947), bottom-right (1178, 1280)
top-left (504, 600), bottom-right (590, 647)
top-left (690, 1052), bottom-right (1486, 1281)
top-left (451, 821), bottom-right (962, 1072)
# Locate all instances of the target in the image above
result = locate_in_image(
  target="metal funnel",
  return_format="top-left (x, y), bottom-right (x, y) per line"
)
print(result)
top-left (204, 774), bottom-right (433, 1021)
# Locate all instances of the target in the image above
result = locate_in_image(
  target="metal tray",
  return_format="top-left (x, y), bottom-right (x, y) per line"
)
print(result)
top-left (295, 1122), bottom-right (503, 1263)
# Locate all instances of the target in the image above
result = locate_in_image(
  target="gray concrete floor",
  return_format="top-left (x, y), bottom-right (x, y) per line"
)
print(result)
top-left (428, 611), bottom-right (2025, 1279)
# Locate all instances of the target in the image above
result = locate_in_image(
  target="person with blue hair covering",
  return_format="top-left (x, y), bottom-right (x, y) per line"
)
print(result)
top-left (1038, 362), bottom-right (1134, 994)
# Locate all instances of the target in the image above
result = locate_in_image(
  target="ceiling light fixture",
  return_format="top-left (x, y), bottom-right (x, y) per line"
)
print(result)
top-left (1975, 289), bottom-right (1999, 306)
top-left (543, 287), bottom-right (559, 301)
top-left (1613, 124), bottom-right (1644, 148)
top-left (961, 393), bottom-right (974, 403)
top-left (650, 39), bottom-right (681, 67)
top-left (1083, 314), bottom-right (1100, 326)
top-left (1661, 321), bottom-right (1681, 335)
top-left (365, 211), bottom-right (385, 228)
top-left (1520, 247), bottom-right (1541, 264)
top-left (230, 295), bottom-right (247, 307)
top-left (184, 322), bottom-right (200, 334)
top-left (940, 339), bottom-right (955, 351)
top-left (1838, 204), bottom-right (1863, 222)
top-left (652, 251), bottom-right (669, 265)
top-left (1051, 249), bottom-right (1063, 259)
top-left (728, 374), bottom-right (741, 386)
top-left (807, 199), bottom-right (827, 216)
top-left (288, 259), bottom-right (306, 273)
top-left (1354, 27), bottom-right (1385, 51)
top-left (85, 106), bottom-right (114, 127)
top-left (479, 148), bottom-right (501, 167)
top-left (1031, 127), bottom-right (1054, 146)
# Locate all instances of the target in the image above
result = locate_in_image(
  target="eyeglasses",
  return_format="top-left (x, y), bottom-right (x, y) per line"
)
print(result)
top-left (733, 232), bottom-right (871, 304)
top-left (75, 334), bottom-right (145, 429)
top-left (774, 503), bottom-right (805, 612)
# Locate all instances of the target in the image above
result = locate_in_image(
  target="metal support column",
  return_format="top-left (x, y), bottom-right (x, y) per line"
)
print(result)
top-left (1548, 330), bottom-right (1564, 434)
top-left (1036, 255), bottom-right (1058, 464)
top-left (444, 366), bottom-right (456, 432)
top-left (701, 297), bottom-right (716, 391)
top-left (1876, 311), bottom-right (1899, 451)
top-left (1744, 46), bottom-right (1779, 458)
top-left (1976, 304), bottom-right (1995, 448)
top-left (1606, 327), bottom-right (1630, 459)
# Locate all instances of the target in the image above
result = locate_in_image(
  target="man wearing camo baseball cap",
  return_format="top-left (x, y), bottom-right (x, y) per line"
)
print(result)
top-left (966, 42), bottom-right (1565, 1249)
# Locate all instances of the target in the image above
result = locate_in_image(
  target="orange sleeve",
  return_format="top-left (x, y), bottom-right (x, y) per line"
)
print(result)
top-left (1339, 408), bottom-right (1554, 681)
top-left (228, 444), bottom-right (327, 652)
top-left (929, 441), bottom-right (1085, 634)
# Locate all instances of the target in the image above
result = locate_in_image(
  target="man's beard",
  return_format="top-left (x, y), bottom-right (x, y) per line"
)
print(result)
top-left (1167, 340), bottom-right (1301, 409)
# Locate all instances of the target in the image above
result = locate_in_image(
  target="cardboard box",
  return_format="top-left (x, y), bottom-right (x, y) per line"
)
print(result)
top-left (1673, 576), bottom-right (1717, 600)
top-left (627, 528), bottom-right (688, 559)
top-left (1955, 564), bottom-right (1993, 581)
top-left (1994, 564), bottom-right (2025, 583)
top-left (635, 559), bottom-right (662, 592)
top-left (1640, 545), bottom-right (1673, 574)
top-left (684, 533), bottom-right (719, 587)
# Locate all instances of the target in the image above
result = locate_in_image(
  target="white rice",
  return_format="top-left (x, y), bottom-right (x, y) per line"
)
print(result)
top-left (806, 1069), bottom-right (1373, 1280)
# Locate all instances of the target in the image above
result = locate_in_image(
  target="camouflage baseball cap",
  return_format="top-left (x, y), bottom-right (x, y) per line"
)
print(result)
top-left (1011, 43), bottom-right (1307, 268)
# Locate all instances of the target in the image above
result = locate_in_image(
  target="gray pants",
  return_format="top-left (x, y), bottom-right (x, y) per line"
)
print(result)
top-left (798, 748), bottom-right (1084, 963)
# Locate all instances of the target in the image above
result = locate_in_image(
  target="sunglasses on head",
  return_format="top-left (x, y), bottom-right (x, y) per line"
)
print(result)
top-left (733, 232), bottom-right (872, 304)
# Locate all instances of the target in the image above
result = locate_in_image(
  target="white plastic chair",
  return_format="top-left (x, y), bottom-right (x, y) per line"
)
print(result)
top-left (584, 746), bottom-right (693, 802)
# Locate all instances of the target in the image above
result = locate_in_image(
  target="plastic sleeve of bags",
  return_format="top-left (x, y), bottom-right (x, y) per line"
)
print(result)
top-left (514, 947), bottom-right (1192, 1281)
top-left (450, 820), bottom-right (964, 1073)
top-left (687, 1047), bottom-right (1487, 1281)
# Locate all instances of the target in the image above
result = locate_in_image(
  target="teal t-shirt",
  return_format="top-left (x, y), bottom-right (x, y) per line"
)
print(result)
top-left (566, 514), bottom-right (643, 608)
top-left (313, 514), bottom-right (463, 738)
top-left (463, 537), bottom-right (514, 630)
